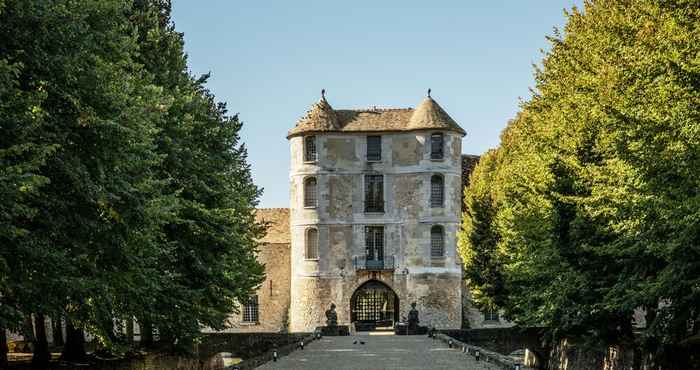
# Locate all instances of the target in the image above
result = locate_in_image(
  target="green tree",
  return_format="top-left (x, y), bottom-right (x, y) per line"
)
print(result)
top-left (459, 0), bottom-right (700, 365)
top-left (128, 0), bottom-right (265, 346)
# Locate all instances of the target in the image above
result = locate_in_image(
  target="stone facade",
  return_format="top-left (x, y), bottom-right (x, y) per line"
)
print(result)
top-left (224, 209), bottom-right (292, 333)
top-left (223, 94), bottom-right (511, 333)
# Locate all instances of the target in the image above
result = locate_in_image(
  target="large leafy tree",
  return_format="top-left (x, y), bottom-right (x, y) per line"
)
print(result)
top-left (460, 0), bottom-right (700, 366)
top-left (1, 0), bottom-right (264, 364)
top-left (128, 0), bottom-right (265, 345)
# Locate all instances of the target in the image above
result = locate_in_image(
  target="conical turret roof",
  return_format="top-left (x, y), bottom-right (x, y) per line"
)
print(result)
top-left (287, 95), bottom-right (339, 137)
top-left (407, 97), bottom-right (465, 135)
top-left (287, 91), bottom-right (465, 138)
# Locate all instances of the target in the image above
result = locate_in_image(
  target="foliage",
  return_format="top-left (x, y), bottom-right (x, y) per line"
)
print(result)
top-left (459, 0), bottom-right (700, 356)
top-left (0, 0), bottom-right (264, 357)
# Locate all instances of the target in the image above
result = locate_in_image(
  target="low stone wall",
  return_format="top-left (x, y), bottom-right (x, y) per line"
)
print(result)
top-left (198, 332), bottom-right (312, 361)
top-left (224, 334), bottom-right (316, 370)
top-left (433, 332), bottom-right (529, 369)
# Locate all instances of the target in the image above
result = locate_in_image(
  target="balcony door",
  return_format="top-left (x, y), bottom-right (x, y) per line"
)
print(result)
top-left (364, 226), bottom-right (384, 270)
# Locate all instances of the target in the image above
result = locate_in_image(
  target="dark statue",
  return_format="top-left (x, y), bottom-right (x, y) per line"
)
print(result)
top-left (325, 303), bottom-right (338, 327)
top-left (408, 302), bottom-right (419, 330)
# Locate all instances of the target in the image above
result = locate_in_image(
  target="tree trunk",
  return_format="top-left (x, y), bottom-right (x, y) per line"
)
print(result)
top-left (60, 319), bottom-right (86, 362)
top-left (140, 318), bottom-right (153, 347)
top-left (32, 313), bottom-right (51, 367)
top-left (52, 315), bottom-right (64, 346)
top-left (126, 317), bottom-right (134, 345)
top-left (22, 314), bottom-right (35, 342)
top-left (0, 325), bottom-right (8, 369)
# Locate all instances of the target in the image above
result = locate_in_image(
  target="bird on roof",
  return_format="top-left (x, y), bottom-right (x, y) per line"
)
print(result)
top-left (428, 88), bottom-right (431, 98)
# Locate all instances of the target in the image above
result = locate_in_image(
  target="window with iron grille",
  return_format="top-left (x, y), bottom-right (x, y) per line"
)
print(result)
top-left (242, 295), bottom-right (259, 323)
top-left (303, 177), bottom-right (317, 208)
top-left (305, 228), bottom-right (319, 259)
top-left (430, 175), bottom-right (444, 207)
top-left (430, 133), bottom-right (444, 160)
top-left (484, 309), bottom-right (499, 322)
top-left (304, 136), bottom-right (317, 162)
top-left (364, 175), bottom-right (384, 212)
top-left (431, 225), bottom-right (444, 257)
top-left (366, 136), bottom-right (381, 161)
top-left (364, 226), bottom-right (384, 261)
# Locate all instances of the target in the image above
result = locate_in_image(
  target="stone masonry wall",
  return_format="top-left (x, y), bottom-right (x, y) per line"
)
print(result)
top-left (289, 131), bottom-right (463, 331)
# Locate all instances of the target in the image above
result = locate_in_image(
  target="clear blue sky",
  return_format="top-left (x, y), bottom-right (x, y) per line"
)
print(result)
top-left (171, 0), bottom-right (581, 208)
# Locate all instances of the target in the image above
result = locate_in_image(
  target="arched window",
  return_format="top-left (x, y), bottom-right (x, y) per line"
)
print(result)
top-left (303, 177), bottom-right (317, 208)
top-left (430, 225), bottom-right (444, 258)
top-left (430, 175), bottom-right (444, 207)
top-left (305, 228), bottom-right (319, 259)
top-left (304, 135), bottom-right (317, 162)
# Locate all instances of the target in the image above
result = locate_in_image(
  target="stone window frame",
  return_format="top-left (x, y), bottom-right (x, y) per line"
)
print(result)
top-left (483, 309), bottom-right (499, 322)
top-left (430, 132), bottom-right (445, 160)
top-left (366, 135), bottom-right (382, 162)
top-left (430, 225), bottom-right (445, 258)
top-left (305, 227), bottom-right (320, 260)
top-left (304, 135), bottom-right (317, 162)
top-left (363, 174), bottom-right (385, 213)
top-left (430, 174), bottom-right (444, 208)
top-left (242, 295), bottom-right (260, 324)
top-left (303, 176), bottom-right (317, 208)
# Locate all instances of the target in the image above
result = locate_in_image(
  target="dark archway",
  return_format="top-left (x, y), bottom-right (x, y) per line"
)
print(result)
top-left (350, 280), bottom-right (399, 331)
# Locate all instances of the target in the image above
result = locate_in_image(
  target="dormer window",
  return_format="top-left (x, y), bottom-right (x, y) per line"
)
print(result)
top-left (304, 135), bottom-right (317, 162)
top-left (430, 133), bottom-right (444, 160)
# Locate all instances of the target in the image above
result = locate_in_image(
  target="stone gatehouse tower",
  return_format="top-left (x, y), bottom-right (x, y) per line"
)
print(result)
top-left (287, 92), bottom-right (465, 331)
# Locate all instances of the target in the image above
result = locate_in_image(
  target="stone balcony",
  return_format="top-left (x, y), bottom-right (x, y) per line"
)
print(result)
top-left (352, 255), bottom-right (395, 271)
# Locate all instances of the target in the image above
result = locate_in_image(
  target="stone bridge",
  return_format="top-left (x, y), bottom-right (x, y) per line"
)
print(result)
top-left (256, 333), bottom-right (510, 370)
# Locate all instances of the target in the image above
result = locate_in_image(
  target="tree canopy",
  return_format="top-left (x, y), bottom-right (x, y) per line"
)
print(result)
top-left (0, 0), bottom-right (263, 364)
top-left (459, 0), bottom-right (699, 364)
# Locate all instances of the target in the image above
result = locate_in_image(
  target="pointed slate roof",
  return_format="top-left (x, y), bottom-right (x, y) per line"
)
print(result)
top-left (287, 93), bottom-right (465, 138)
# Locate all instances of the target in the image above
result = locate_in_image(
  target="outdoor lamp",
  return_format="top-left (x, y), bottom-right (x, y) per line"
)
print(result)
top-left (448, 339), bottom-right (453, 348)
top-left (475, 349), bottom-right (480, 361)
top-left (300, 340), bottom-right (305, 350)
top-left (273, 351), bottom-right (278, 362)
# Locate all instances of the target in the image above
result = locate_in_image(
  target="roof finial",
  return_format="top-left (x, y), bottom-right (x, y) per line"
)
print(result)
top-left (321, 88), bottom-right (326, 100)
top-left (427, 88), bottom-right (431, 98)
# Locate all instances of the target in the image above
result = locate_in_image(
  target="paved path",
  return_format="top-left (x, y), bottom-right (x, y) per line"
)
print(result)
top-left (256, 333), bottom-right (503, 370)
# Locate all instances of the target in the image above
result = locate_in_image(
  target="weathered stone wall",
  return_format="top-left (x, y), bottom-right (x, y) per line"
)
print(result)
top-left (289, 131), bottom-right (464, 331)
top-left (225, 241), bottom-right (291, 333)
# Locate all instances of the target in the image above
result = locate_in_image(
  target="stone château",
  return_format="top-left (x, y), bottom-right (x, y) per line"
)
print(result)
top-left (227, 92), bottom-right (509, 332)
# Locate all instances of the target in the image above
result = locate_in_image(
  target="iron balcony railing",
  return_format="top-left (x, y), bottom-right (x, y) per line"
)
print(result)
top-left (353, 255), bottom-right (395, 271)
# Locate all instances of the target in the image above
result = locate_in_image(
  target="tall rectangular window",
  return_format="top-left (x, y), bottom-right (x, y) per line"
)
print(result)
top-left (366, 135), bottom-right (381, 161)
top-left (304, 136), bottom-right (317, 162)
top-left (364, 226), bottom-right (384, 261)
top-left (242, 295), bottom-right (259, 323)
top-left (364, 175), bottom-right (384, 213)
top-left (430, 133), bottom-right (444, 160)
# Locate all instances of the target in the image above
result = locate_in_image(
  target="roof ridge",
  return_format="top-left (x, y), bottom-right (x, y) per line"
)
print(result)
top-left (337, 107), bottom-right (413, 112)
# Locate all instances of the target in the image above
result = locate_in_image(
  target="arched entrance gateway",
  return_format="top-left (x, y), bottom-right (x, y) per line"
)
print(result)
top-left (350, 280), bottom-right (399, 331)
